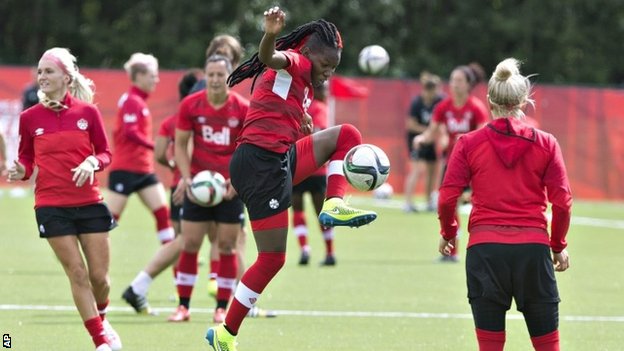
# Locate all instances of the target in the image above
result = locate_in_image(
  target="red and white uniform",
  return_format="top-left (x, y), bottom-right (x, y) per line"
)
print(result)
top-left (157, 114), bottom-right (181, 187)
top-left (238, 49), bottom-right (313, 153)
top-left (177, 90), bottom-right (249, 178)
top-left (438, 117), bottom-right (572, 252)
top-left (307, 98), bottom-right (328, 176)
top-left (432, 95), bottom-right (489, 156)
top-left (18, 93), bottom-right (112, 208)
top-left (110, 86), bottom-right (154, 173)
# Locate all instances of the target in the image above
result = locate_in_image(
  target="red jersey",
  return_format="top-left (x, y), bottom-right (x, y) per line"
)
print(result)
top-left (110, 86), bottom-right (155, 173)
top-left (438, 117), bottom-right (572, 253)
top-left (432, 95), bottom-right (489, 156)
top-left (177, 90), bottom-right (249, 178)
top-left (307, 99), bottom-right (328, 176)
top-left (157, 114), bottom-right (181, 187)
top-left (18, 93), bottom-right (112, 208)
top-left (238, 50), bottom-right (313, 153)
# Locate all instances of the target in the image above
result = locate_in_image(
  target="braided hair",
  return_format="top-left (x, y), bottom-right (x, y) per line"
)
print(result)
top-left (227, 19), bottom-right (342, 89)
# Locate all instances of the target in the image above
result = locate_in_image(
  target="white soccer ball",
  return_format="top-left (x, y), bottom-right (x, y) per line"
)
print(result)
top-left (343, 144), bottom-right (391, 191)
top-left (373, 182), bottom-right (394, 200)
top-left (358, 45), bottom-right (390, 75)
top-left (190, 170), bottom-right (227, 207)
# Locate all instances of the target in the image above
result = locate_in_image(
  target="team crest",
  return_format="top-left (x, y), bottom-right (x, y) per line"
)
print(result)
top-left (227, 117), bottom-right (239, 128)
top-left (197, 116), bottom-right (206, 124)
top-left (77, 118), bottom-right (88, 130)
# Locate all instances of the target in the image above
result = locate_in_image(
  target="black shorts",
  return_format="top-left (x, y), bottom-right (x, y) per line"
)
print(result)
top-left (414, 143), bottom-right (437, 162)
top-left (169, 185), bottom-right (182, 222)
top-left (229, 143), bottom-right (295, 221)
top-left (292, 175), bottom-right (326, 195)
top-left (466, 243), bottom-right (560, 312)
top-left (108, 170), bottom-right (159, 195)
top-left (35, 203), bottom-right (117, 238)
top-left (181, 194), bottom-right (244, 224)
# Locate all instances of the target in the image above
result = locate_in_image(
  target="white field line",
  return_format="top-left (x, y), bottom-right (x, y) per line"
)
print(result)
top-left (1, 304), bottom-right (623, 322)
top-left (355, 198), bottom-right (624, 230)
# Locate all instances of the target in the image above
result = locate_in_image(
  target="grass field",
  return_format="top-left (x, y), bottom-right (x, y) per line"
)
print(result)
top-left (1, 189), bottom-right (623, 350)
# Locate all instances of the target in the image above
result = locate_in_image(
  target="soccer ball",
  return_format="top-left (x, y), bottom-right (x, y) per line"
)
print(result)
top-left (343, 144), bottom-right (391, 191)
top-left (190, 170), bottom-right (227, 207)
top-left (373, 182), bottom-right (394, 200)
top-left (358, 45), bottom-right (390, 75)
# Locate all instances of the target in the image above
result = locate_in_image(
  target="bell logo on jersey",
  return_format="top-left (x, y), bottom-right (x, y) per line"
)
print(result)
top-left (123, 113), bottom-right (137, 123)
top-left (302, 86), bottom-right (312, 111)
top-left (202, 125), bottom-right (230, 145)
top-left (445, 111), bottom-right (473, 133)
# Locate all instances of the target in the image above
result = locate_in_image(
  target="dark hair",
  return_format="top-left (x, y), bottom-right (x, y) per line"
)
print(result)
top-left (205, 54), bottom-right (233, 74)
top-left (456, 62), bottom-right (486, 89)
top-left (227, 19), bottom-right (342, 89)
top-left (178, 69), bottom-right (202, 100)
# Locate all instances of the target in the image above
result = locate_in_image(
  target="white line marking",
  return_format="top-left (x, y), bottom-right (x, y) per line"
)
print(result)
top-left (352, 197), bottom-right (624, 230)
top-left (1, 304), bottom-right (623, 322)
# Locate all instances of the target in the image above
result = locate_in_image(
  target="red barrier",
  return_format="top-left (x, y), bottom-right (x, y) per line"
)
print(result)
top-left (1, 66), bottom-right (623, 199)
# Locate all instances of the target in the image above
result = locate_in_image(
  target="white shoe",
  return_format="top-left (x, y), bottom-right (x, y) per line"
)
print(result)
top-left (95, 344), bottom-right (112, 351)
top-left (102, 319), bottom-right (122, 350)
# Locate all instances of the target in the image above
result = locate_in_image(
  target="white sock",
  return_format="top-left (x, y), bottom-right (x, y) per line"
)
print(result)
top-left (130, 271), bottom-right (153, 296)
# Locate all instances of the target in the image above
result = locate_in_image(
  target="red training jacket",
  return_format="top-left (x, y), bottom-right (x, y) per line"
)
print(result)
top-left (438, 117), bottom-right (572, 253)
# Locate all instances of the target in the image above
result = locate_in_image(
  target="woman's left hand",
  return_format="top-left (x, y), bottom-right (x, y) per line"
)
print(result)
top-left (439, 237), bottom-right (456, 256)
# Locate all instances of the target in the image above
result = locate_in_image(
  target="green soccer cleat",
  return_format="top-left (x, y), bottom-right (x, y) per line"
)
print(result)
top-left (318, 197), bottom-right (377, 227)
top-left (205, 324), bottom-right (238, 351)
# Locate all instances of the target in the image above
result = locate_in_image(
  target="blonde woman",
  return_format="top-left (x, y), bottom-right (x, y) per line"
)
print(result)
top-left (8, 48), bottom-right (121, 351)
top-left (437, 58), bottom-right (571, 351)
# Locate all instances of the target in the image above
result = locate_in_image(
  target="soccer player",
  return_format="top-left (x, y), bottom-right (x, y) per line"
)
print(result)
top-left (291, 81), bottom-right (336, 266)
top-left (167, 55), bottom-right (249, 324)
top-left (107, 53), bottom-right (176, 253)
top-left (413, 63), bottom-right (490, 262)
top-left (121, 69), bottom-right (202, 314)
top-left (8, 47), bottom-right (121, 351)
top-left (437, 58), bottom-right (572, 351)
top-left (205, 6), bottom-right (377, 349)
top-left (404, 71), bottom-right (444, 212)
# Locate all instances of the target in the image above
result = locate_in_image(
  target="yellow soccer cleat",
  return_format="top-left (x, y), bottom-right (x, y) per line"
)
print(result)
top-left (205, 324), bottom-right (238, 351)
top-left (318, 197), bottom-right (377, 227)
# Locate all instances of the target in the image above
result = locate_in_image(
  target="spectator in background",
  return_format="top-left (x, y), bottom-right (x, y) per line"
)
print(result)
top-left (21, 67), bottom-right (39, 111)
top-left (8, 47), bottom-right (120, 351)
top-left (413, 62), bottom-right (489, 262)
top-left (437, 58), bottom-right (571, 351)
top-left (404, 71), bottom-right (444, 213)
top-left (291, 81), bottom-right (336, 266)
top-left (107, 53), bottom-right (176, 266)
top-left (121, 68), bottom-right (202, 314)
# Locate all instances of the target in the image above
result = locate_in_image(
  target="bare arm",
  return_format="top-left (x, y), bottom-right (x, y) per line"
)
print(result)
top-left (258, 6), bottom-right (288, 70)
top-left (154, 135), bottom-right (173, 169)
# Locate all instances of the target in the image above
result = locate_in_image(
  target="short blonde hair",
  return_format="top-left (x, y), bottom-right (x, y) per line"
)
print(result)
top-left (124, 53), bottom-right (158, 81)
top-left (38, 47), bottom-right (94, 103)
top-left (487, 58), bottom-right (535, 119)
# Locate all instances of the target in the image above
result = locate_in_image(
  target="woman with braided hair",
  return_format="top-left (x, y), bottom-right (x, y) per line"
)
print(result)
top-left (8, 47), bottom-right (120, 351)
top-left (205, 6), bottom-right (376, 350)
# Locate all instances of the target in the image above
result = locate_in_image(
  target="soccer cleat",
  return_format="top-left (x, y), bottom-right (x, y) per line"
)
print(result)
top-left (207, 278), bottom-right (218, 298)
top-left (246, 305), bottom-right (277, 318)
top-left (438, 255), bottom-right (460, 263)
top-left (121, 286), bottom-right (152, 315)
top-left (102, 319), bottom-right (122, 351)
top-left (95, 344), bottom-right (112, 351)
top-left (318, 197), bottom-right (377, 227)
top-left (320, 254), bottom-right (336, 266)
top-left (167, 305), bottom-right (191, 322)
top-left (213, 307), bottom-right (226, 323)
top-left (298, 251), bottom-right (310, 265)
top-left (206, 324), bottom-right (238, 351)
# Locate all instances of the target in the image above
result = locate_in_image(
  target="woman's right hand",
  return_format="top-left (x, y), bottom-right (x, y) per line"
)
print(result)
top-left (263, 6), bottom-right (286, 35)
top-left (7, 160), bottom-right (25, 182)
top-left (173, 178), bottom-right (190, 206)
top-left (553, 249), bottom-right (570, 272)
